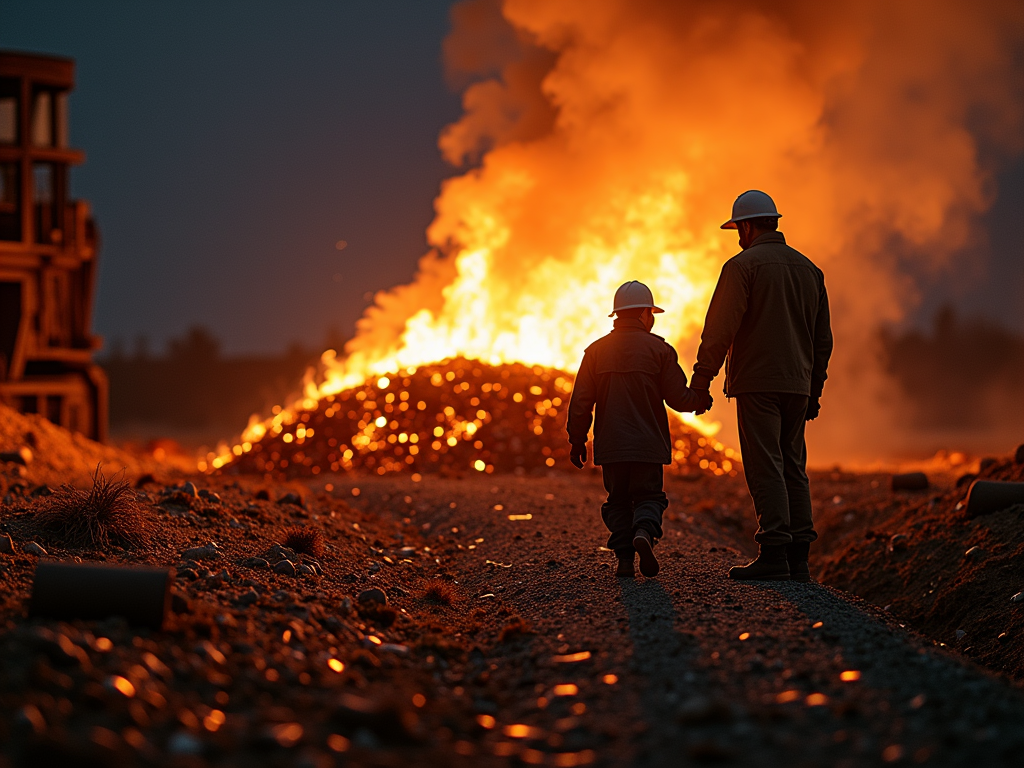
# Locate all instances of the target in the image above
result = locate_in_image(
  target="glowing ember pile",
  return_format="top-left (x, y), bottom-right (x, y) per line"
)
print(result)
top-left (213, 359), bottom-right (737, 481)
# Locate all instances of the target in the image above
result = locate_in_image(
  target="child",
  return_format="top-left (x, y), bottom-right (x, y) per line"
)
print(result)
top-left (566, 281), bottom-right (710, 578)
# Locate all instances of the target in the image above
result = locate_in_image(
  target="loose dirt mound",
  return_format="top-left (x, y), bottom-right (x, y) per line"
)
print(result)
top-left (216, 358), bottom-right (737, 481)
top-left (0, 404), bottom-right (170, 490)
top-left (815, 453), bottom-right (1024, 683)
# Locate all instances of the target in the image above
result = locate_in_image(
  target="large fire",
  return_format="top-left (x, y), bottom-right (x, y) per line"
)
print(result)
top-left (207, 0), bottom-right (1022, 472)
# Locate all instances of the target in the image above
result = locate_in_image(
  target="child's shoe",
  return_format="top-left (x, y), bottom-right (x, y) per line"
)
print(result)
top-left (632, 530), bottom-right (660, 577)
top-left (615, 551), bottom-right (635, 577)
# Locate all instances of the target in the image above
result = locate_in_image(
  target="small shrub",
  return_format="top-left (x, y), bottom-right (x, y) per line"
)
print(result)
top-left (34, 466), bottom-right (148, 548)
top-left (422, 579), bottom-right (458, 607)
top-left (281, 525), bottom-right (324, 557)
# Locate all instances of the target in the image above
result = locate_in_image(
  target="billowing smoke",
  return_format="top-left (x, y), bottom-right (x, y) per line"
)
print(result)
top-left (337, 0), bottom-right (1023, 463)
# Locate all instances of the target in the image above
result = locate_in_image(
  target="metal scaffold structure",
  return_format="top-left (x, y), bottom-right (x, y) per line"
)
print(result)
top-left (0, 50), bottom-right (107, 441)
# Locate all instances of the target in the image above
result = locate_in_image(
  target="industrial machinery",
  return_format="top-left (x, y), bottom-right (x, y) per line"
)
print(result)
top-left (0, 50), bottom-right (106, 440)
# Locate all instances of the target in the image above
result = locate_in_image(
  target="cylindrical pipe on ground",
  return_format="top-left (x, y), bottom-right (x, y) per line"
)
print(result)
top-left (29, 561), bottom-right (172, 629)
top-left (966, 481), bottom-right (1024, 518)
top-left (891, 472), bottom-right (929, 491)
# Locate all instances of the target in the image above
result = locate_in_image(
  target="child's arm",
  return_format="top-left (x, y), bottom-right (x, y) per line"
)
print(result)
top-left (566, 351), bottom-right (597, 449)
top-left (661, 346), bottom-right (705, 413)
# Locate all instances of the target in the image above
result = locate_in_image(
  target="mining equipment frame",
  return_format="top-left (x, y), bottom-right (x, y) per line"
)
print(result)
top-left (0, 51), bottom-right (107, 441)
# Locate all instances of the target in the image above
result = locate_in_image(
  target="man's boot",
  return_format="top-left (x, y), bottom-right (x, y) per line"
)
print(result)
top-left (615, 551), bottom-right (635, 578)
top-left (787, 541), bottom-right (811, 582)
top-left (728, 544), bottom-right (790, 581)
top-left (632, 530), bottom-right (660, 578)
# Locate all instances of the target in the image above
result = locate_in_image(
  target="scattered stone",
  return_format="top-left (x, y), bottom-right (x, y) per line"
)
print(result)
top-left (278, 492), bottom-right (304, 507)
top-left (238, 590), bottom-right (259, 606)
top-left (181, 482), bottom-right (199, 498)
top-left (198, 489), bottom-right (221, 503)
top-left (135, 473), bottom-right (157, 488)
top-left (274, 560), bottom-right (297, 576)
top-left (255, 489), bottom-right (271, 500)
top-left (16, 703), bottom-right (46, 735)
top-left (891, 472), bottom-right (929, 491)
top-left (298, 564), bottom-right (315, 576)
top-left (1011, 592), bottom-right (1024, 603)
top-left (29, 484), bottom-right (52, 497)
top-left (23, 541), bottom-right (47, 556)
top-left (358, 588), bottom-right (388, 606)
top-left (399, 547), bottom-right (416, 557)
top-left (964, 546), bottom-right (982, 559)
top-left (998, 632), bottom-right (1009, 642)
top-left (379, 643), bottom-right (409, 655)
top-left (368, 562), bottom-right (381, 575)
top-left (955, 629), bottom-right (967, 642)
top-left (240, 557), bottom-right (270, 569)
top-left (979, 457), bottom-right (998, 473)
top-left (1015, 444), bottom-right (1024, 465)
top-left (956, 473), bottom-right (977, 488)
top-left (307, 561), bottom-right (324, 576)
top-left (182, 543), bottom-right (221, 561)
top-left (0, 447), bottom-right (33, 466)
top-left (171, 593), bottom-right (192, 614)
top-left (0, 533), bottom-right (14, 554)
top-left (888, 534), bottom-right (908, 553)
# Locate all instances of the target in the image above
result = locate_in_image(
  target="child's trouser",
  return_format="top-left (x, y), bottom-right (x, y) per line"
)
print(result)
top-left (600, 461), bottom-right (667, 556)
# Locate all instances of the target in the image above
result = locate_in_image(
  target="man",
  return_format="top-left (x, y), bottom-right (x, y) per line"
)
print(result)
top-left (567, 281), bottom-right (707, 578)
top-left (690, 190), bottom-right (832, 581)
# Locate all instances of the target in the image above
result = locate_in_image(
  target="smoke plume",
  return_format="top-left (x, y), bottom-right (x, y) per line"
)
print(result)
top-left (337, 0), bottom-right (1024, 462)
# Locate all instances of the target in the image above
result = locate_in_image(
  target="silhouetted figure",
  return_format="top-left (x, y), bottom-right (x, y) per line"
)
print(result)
top-left (690, 191), bottom-right (833, 582)
top-left (567, 281), bottom-right (708, 579)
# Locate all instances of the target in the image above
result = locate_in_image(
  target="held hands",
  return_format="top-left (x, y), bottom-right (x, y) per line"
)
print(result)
top-left (570, 443), bottom-right (588, 469)
top-left (806, 396), bottom-right (821, 421)
top-left (692, 389), bottom-right (714, 415)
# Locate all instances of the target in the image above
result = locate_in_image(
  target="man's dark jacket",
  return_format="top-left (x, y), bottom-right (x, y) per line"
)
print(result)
top-left (567, 317), bottom-right (702, 465)
top-left (691, 231), bottom-right (832, 397)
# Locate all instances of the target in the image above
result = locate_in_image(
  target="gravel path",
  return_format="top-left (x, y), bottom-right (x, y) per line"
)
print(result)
top-left (340, 472), bottom-right (1024, 767)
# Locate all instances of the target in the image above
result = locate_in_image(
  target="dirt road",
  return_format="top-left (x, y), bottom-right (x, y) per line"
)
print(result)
top-left (3, 468), bottom-right (1024, 767)
top-left (336, 472), bottom-right (1024, 767)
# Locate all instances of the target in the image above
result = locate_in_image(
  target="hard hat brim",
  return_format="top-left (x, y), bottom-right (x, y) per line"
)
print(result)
top-left (721, 212), bottom-right (782, 230)
top-left (608, 304), bottom-right (665, 318)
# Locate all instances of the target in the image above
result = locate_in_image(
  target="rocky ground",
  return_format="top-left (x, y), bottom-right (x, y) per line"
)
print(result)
top-left (2, 447), bottom-right (1024, 767)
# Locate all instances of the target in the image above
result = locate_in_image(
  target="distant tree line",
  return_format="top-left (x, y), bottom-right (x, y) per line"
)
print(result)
top-left (880, 307), bottom-right (1024, 429)
top-left (100, 327), bottom-right (348, 435)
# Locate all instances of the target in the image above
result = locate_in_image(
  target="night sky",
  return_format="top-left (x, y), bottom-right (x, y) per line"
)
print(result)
top-left (3, 1), bottom-right (1021, 356)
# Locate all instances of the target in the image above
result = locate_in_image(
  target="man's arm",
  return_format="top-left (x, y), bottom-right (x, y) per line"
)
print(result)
top-left (810, 282), bottom-right (833, 399)
top-left (690, 260), bottom-right (749, 391)
top-left (661, 345), bottom-right (704, 413)
top-left (567, 350), bottom-right (597, 447)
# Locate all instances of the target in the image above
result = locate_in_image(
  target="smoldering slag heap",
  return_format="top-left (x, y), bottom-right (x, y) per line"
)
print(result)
top-left (214, 359), bottom-right (738, 481)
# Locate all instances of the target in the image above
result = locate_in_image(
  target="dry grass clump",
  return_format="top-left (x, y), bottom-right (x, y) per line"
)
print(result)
top-left (281, 525), bottom-right (324, 557)
top-left (34, 466), bottom-right (148, 548)
top-left (421, 579), bottom-right (459, 607)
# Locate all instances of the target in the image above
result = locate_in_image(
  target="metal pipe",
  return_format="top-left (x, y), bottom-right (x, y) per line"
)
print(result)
top-left (29, 561), bottom-right (172, 629)
top-left (966, 481), bottom-right (1024, 518)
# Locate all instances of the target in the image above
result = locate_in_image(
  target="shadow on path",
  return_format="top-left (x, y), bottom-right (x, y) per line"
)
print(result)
top-left (617, 578), bottom-right (733, 765)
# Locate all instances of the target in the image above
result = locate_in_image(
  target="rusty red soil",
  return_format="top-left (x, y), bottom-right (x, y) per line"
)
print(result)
top-left (2, 446), bottom-right (1024, 766)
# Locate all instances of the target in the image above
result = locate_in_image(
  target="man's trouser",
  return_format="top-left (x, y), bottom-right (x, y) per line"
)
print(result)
top-left (600, 462), bottom-right (667, 556)
top-left (735, 392), bottom-right (817, 546)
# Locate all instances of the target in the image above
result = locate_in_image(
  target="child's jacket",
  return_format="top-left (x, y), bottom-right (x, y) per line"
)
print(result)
top-left (567, 316), bottom-right (703, 465)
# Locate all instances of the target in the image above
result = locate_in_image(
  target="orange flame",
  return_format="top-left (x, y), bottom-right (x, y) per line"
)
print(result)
top-left (206, 0), bottom-right (1022, 469)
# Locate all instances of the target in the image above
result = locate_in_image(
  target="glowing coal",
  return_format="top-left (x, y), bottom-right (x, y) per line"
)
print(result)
top-left (213, 359), bottom-right (737, 480)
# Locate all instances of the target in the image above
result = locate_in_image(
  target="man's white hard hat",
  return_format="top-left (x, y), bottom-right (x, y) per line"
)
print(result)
top-left (609, 280), bottom-right (665, 317)
top-left (721, 190), bottom-right (782, 229)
